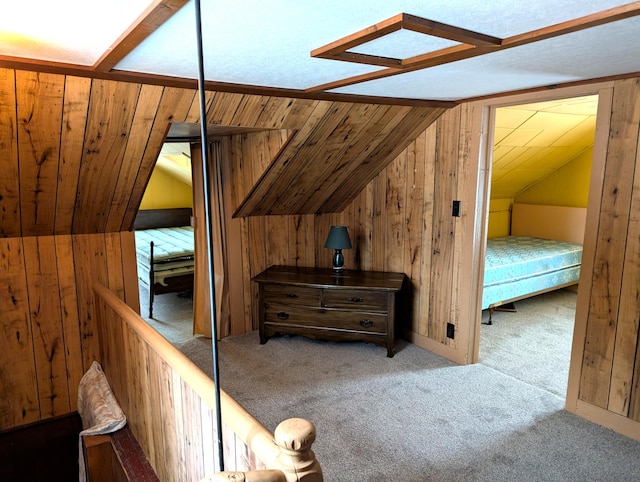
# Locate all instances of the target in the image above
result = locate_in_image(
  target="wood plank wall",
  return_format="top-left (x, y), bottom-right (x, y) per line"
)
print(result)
top-left (577, 78), bottom-right (640, 422)
top-left (0, 232), bottom-right (138, 429)
top-left (223, 104), bottom-right (480, 357)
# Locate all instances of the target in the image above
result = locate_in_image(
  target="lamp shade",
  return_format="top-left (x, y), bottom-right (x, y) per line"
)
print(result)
top-left (324, 226), bottom-right (352, 249)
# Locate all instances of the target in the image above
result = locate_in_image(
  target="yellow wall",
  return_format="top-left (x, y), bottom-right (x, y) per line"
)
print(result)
top-left (139, 168), bottom-right (192, 210)
top-left (515, 148), bottom-right (593, 207)
top-left (487, 198), bottom-right (512, 238)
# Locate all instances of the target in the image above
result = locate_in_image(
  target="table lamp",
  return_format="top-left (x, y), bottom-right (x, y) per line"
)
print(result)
top-left (324, 226), bottom-right (352, 272)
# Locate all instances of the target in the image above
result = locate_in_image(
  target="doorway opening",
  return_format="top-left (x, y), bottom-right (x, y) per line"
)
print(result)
top-left (478, 94), bottom-right (599, 399)
top-left (135, 141), bottom-right (195, 346)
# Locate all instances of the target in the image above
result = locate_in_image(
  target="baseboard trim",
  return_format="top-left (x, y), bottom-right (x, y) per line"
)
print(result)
top-left (570, 400), bottom-right (640, 441)
top-left (402, 329), bottom-right (466, 365)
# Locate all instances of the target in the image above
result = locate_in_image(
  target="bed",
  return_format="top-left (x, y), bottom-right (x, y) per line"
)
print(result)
top-left (482, 203), bottom-right (587, 324)
top-left (134, 208), bottom-right (194, 318)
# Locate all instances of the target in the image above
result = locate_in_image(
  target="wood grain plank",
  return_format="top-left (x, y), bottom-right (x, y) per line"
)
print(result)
top-left (0, 69), bottom-right (20, 237)
top-left (54, 235), bottom-right (83, 411)
top-left (119, 231), bottom-right (141, 312)
top-left (580, 79), bottom-right (639, 408)
top-left (106, 84), bottom-right (164, 232)
top-left (234, 101), bottom-right (334, 216)
top-left (293, 103), bottom-right (388, 213)
top-left (320, 106), bottom-right (411, 212)
top-left (104, 232), bottom-right (125, 300)
top-left (404, 133), bottom-right (427, 333)
top-left (384, 146), bottom-right (406, 273)
top-left (72, 234), bottom-right (108, 371)
top-left (185, 90), bottom-right (213, 123)
top-left (429, 107), bottom-right (460, 343)
top-left (73, 79), bottom-right (141, 233)
top-left (265, 216), bottom-right (289, 267)
top-left (608, 84), bottom-right (640, 416)
top-left (22, 236), bottom-right (70, 417)
top-left (417, 125), bottom-right (437, 336)
top-left (56, 76), bottom-right (91, 235)
top-left (206, 92), bottom-right (245, 126)
top-left (0, 238), bottom-right (39, 429)
top-left (231, 95), bottom-right (270, 126)
top-left (16, 71), bottom-right (64, 236)
top-left (280, 98), bottom-right (319, 129)
top-left (255, 97), bottom-right (296, 129)
top-left (371, 170), bottom-right (386, 270)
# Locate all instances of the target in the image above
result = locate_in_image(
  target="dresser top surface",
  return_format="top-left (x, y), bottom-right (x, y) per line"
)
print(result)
top-left (253, 265), bottom-right (406, 291)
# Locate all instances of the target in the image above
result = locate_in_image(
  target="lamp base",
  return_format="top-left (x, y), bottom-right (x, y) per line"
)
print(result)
top-left (331, 249), bottom-right (344, 272)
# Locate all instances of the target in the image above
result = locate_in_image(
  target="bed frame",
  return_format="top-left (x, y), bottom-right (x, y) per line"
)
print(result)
top-left (483, 203), bottom-right (587, 324)
top-left (134, 208), bottom-right (194, 318)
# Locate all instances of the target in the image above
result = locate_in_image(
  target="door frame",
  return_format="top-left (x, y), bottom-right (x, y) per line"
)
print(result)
top-left (462, 82), bottom-right (614, 392)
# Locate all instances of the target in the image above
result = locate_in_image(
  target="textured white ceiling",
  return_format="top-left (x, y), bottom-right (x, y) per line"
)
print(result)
top-left (1, 1), bottom-right (639, 101)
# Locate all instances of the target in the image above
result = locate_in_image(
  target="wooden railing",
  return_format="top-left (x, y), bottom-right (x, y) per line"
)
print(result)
top-left (93, 282), bottom-right (322, 481)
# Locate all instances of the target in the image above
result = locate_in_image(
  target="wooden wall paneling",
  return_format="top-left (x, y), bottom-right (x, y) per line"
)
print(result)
top-left (119, 231), bottom-right (141, 313)
top-left (231, 95), bottom-right (270, 127)
top-left (121, 86), bottom-right (196, 231)
top-left (147, 351), bottom-right (177, 481)
top-left (359, 182), bottom-right (375, 271)
top-left (580, 79), bottom-right (639, 408)
top-left (172, 370), bottom-right (188, 482)
top-left (0, 69), bottom-right (20, 237)
top-left (280, 98), bottom-right (320, 130)
top-left (321, 107), bottom-right (445, 214)
top-left (314, 213), bottom-right (333, 269)
top-left (73, 80), bottom-right (141, 233)
top-left (125, 323), bottom-right (157, 467)
top-left (56, 76), bottom-right (91, 235)
top-left (181, 380), bottom-right (205, 481)
top-left (265, 216), bottom-right (290, 267)
top-left (404, 133), bottom-right (427, 333)
top-left (384, 145), bottom-right (407, 273)
top-left (262, 102), bottom-right (357, 215)
top-left (371, 169), bottom-right (387, 270)
top-left (234, 101), bottom-right (334, 216)
top-left (54, 235), bottom-right (83, 410)
top-left (255, 97), bottom-right (297, 129)
top-left (22, 236), bottom-right (70, 418)
top-left (417, 125), bottom-right (437, 336)
top-left (104, 233), bottom-right (126, 300)
top-left (206, 92), bottom-right (246, 126)
top-left (293, 103), bottom-right (385, 213)
top-left (185, 90), bottom-right (214, 123)
top-left (248, 216), bottom-right (267, 330)
top-left (105, 84), bottom-right (164, 232)
top-left (72, 234), bottom-right (108, 371)
top-left (608, 82), bottom-right (640, 416)
top-left (317, 105), bottom-right (409, 213)
top-left (0, 238), bottom-right (39, 429)
top-left (340, 201), bottom-right (358, 270)
top-left (428, 107), bottom-right (461, 343)
top-left (16, 71), bottom-right (64, 237)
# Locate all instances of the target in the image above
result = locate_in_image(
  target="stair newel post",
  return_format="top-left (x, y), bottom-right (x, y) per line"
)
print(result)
top-left (274, 418), bottom-right (323, 482)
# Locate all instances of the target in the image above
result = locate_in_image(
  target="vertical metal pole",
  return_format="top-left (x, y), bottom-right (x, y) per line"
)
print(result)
top-left (194, 0), bottom-right (225, 471)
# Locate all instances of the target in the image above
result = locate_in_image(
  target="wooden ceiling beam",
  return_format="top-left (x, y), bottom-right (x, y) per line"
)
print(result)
top-left (93, 0), bottom-right (189, 73)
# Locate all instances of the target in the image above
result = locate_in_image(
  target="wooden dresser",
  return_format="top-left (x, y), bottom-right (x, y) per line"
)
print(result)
top-left (253, 265), bottom-right (406, 357)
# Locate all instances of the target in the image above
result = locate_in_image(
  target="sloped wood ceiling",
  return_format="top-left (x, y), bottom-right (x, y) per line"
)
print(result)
top-left (234, 103), bottom-right (447, 216)
top-left (0, 68), bottom-right (447, 236)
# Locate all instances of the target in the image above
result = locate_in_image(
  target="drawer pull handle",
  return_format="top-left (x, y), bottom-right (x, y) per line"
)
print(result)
top-left (347, 297), bottom-right (364, 303)
top-left (285, 293), bottom-right (298, 298)
top-left (360, 319), bottom-right (373, 328)
top-left (277, 312), bottom-right (289, 320)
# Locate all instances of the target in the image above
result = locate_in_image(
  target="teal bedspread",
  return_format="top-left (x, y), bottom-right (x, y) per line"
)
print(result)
top-left (482, 236), bottom-right (582, 310)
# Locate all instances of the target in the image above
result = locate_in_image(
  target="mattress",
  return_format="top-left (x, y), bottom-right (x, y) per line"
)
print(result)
top-left (134, 226), bottom-right (194, 286)
top-left (482, 236), bottom-right (582, 310)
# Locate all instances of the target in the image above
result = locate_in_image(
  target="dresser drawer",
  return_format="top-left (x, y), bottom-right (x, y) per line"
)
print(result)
top-left (264, 304), bottom-right (387, 334)
top-left (262, 284), bottom-right (321, 306)
top-left (322, 289), bottom-right (388, 311)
